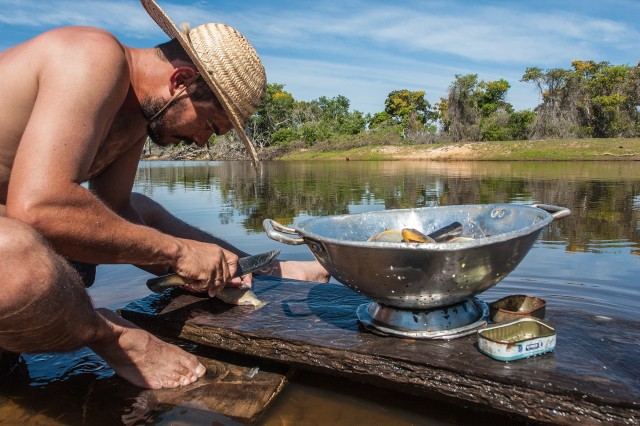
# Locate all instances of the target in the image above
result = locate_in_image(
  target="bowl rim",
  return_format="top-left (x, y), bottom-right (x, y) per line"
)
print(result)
top-left (293, 203), bottom-right (554, 251)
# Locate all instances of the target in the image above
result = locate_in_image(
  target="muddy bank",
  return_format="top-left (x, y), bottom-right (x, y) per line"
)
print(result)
top-left (143, 138), bottom-right (640, 162)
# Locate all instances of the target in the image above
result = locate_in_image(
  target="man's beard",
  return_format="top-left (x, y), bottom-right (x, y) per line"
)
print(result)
top-left (141, 96), bottom-right (193, 147)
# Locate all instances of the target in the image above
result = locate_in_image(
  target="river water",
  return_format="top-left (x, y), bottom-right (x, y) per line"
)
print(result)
top-left (1, 160), bottom-right (639, 425)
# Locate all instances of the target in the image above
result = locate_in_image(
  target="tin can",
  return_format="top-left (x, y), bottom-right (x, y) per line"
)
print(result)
top-left (477, 318), bottom-right (556, 361)
top-left (489, 294), bottom-right (546, 323)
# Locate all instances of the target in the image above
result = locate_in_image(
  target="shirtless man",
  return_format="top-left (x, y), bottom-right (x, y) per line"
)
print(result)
top-left (0, 0), bottom-right (328, 389)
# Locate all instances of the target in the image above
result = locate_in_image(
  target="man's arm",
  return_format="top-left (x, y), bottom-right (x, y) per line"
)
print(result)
top-left (5, 29), bottom-right (237, 291)
top-left (89, 143), bottom-right (248, 277)
top-left (130, 193), bottom-right (249, 256)
top-left (7, 30), bottom-right (173, 265)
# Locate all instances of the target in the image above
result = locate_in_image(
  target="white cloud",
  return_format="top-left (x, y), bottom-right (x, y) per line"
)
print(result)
top-left (0, 0), bottom-right (156, 38)
top-left (238, 1), bottom-right (636, 65)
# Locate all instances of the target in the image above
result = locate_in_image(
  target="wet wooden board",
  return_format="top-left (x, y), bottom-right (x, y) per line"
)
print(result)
top-left (126, 352), bottom-right (288, 423)
top-left (121, 276), bottom-right (640, 425)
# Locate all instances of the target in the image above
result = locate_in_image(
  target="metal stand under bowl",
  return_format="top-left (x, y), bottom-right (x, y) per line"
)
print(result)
top-left (357, 297), bottom-right (489, 340)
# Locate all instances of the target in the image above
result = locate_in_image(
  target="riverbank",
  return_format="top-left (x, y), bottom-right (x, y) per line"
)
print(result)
top-left (279, 138), bottom-right (640, 161)
top-left (142, 138), bottom-right (640, 162)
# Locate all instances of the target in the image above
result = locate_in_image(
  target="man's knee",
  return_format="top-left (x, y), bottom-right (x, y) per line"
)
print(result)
top-left (0, 217), bottom-right (48, 260)
top-left (130, 192), bottom-right (155, 209)
top-left (130, 192), bottom-right (166, 225)
top-left (0, 218), bottom-right (62, 303)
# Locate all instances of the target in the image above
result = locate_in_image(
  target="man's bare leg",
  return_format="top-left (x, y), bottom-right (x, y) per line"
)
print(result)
top-left (256, 258), bottom-right (330, 283)
top-left (130, 192), bottom-right (331, 283)
top-left (0, 217), bottom-right (205, 388)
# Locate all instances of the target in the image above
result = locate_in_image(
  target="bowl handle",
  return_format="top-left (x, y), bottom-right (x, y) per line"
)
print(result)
top-left (531, 204), bottom-right (571, 221)
top-left (263, 219), bottom-right (306, 245)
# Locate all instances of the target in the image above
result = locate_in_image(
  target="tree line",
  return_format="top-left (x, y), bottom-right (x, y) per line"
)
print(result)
top-left (242, 60), bottom-right (640, 152)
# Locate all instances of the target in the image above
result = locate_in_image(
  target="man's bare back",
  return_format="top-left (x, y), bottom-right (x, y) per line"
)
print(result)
top-left (0, 27), bottom-right (146, 202)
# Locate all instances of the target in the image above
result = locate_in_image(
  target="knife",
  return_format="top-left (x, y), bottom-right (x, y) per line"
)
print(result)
top-left (146, 249), bottom-right (281, 293)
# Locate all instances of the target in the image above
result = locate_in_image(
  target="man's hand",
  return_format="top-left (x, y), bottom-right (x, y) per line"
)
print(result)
top-left (172, 238), bottom-right (248, 297)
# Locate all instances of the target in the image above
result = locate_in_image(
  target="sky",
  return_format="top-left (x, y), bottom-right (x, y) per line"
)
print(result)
top-left (1, 0), bottom-right (638, 115)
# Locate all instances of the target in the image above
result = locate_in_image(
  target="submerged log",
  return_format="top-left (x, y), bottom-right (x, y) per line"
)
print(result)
top-left (115, 353), bottom-right (288, 423)
top-left (121, 277), bottom-right (639, 425)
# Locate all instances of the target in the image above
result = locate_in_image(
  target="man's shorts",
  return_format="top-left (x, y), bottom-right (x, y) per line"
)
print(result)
top-left (67, 260), bottom-right (97, 287)
top-left (0, 349), bottom-right (20, 380)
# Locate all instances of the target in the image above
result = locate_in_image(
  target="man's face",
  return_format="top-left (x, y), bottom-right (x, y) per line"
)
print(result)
top-left (142, 93), bottom-right (233, 147)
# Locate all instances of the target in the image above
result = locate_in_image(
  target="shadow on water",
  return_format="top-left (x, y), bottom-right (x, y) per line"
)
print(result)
top-left (280, 282), bottom-right (366, 332)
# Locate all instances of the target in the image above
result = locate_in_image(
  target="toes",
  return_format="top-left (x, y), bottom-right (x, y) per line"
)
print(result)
top-left (170, 360), bottom-right (205, 387)
top-left (195, 363), bottom-right (206, 377)
top-left (162, 379), bottom-right (180, 389)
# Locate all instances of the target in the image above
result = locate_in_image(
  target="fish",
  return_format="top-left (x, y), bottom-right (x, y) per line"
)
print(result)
top-left (368, 222), bottom-right (469, 244)
top-left (367, 229), bottom-right (403, 242)
top-left (401, 228), bottom-right (434, 243)
top-left (216, 287), bottom-right (268, 309)
top-left (367, 228), bottom-right (435, 243)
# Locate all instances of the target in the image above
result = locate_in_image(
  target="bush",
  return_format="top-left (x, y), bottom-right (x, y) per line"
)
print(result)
top-left (271, 127), bottom-right (299, 146)
top-left (300, 122), bottom-right (331, 144)
top-left (508, 110), bottom-right (536, 140)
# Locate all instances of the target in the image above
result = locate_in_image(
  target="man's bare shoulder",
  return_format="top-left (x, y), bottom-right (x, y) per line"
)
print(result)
top-left (38, 27), bottom-right (130, 73)
top-left (0, 27), bottom-right (131, 90)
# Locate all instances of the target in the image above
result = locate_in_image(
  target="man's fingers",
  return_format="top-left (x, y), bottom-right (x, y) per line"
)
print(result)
top-left (222, 250), bottom-right (239, 278)
top-left (226, 274), bottom-right (252, 289)
top-left (208, 277), bottom-right (225, 297)
top-left (183, 280), bottom-right (207, 293)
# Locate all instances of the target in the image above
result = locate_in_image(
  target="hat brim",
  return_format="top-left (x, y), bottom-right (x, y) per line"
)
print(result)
top-left (140, 0), bottom-right (260, 169)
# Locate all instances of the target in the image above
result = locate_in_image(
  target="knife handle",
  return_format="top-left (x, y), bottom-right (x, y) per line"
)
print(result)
top-left (146, 273), bottom-right (188, 293)
top-left (428, 222), bottom-right (463, 242)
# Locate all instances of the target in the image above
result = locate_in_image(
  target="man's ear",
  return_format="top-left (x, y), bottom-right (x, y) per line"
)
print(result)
top-left (169, 66), bottom-right (197, 93)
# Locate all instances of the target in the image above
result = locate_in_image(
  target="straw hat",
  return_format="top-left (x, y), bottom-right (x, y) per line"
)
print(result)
top-left (140, 0), bottom-right (266, 168)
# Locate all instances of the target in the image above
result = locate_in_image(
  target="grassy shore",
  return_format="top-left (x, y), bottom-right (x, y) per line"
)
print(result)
top-left (278, 138), bottom-right (640, 161)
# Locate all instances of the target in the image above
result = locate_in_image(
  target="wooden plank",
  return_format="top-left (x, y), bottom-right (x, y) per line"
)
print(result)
top-left (133, 353), bottom-right (287, 422)
top-left (88, 344), bottom-right (288, 424)
top-left (121, 276), bottom-right (640, 425)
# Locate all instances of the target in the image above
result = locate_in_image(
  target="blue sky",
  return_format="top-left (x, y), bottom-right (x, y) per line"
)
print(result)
top-left (1, 0), bottom-right (638, 114)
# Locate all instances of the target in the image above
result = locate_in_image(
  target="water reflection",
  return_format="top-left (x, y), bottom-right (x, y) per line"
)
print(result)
top-left (136, 160), bottom-right (640, 250)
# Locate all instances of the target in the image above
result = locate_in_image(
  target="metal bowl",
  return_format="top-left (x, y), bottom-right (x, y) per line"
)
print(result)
top-left (264, 204), bottom-right (570, 310)
top-left (489, 294), bottom-right (546, 323)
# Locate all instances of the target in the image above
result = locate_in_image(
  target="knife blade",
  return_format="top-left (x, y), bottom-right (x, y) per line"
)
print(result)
top-left (146, 249), bottom-right (281, 293)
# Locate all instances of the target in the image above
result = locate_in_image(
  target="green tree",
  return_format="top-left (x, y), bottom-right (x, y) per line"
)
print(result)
top-left (381, 90), bottom-right (436, 139)
top-left (248, 83), bottom-right (297, 147)
top-left (314, 95), bottom-right (366, 135)
top-left (507, 110), bottom-right (537, 140)
top-left (477, 79), bottom-right (512, 117)
top-left (522, 61), bottom-right (640, 138)
top-left (582, 62), bottom-right (638, 137)
top-left (444, 74), bottom-right (482, 141)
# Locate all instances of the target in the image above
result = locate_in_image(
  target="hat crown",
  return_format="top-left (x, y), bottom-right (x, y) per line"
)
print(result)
top-left (188, 23), bottom-right (266, 126)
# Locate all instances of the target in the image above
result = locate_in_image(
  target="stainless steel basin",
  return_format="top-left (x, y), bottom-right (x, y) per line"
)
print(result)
top-left (264, 204), bottom-right (570, 310)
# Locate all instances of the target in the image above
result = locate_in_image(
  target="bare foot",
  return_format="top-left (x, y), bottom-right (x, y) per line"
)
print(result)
top-left (90, 308), bottom-right (205, 389)
top-left (272, 260), bottom-right (330, 283)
